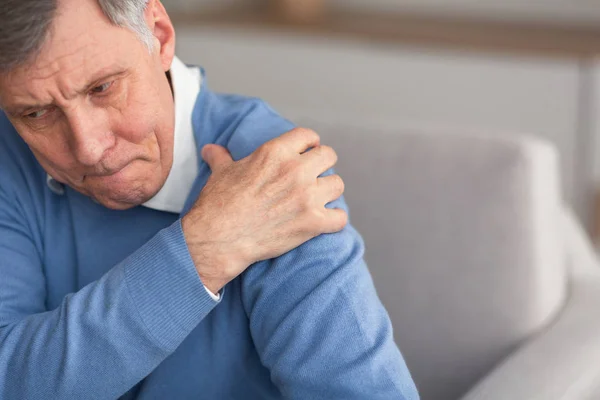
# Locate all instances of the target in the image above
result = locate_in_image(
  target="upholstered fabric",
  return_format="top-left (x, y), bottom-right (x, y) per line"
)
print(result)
top-left (462, 210), bottom-right (600, 400)
top-left (313, 122), bottom-right (570, 399)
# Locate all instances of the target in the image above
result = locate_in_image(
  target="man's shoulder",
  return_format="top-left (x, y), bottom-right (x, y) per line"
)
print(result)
top-left (194, 85), bottom-right (296, 161)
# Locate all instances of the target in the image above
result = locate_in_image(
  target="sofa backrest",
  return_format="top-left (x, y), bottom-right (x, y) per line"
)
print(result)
top-left (313, 122), bottom-right (567, 400)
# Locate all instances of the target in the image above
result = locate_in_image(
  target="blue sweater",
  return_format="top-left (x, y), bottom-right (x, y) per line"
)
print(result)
top-left (0, 72), bottom-right (419, 399)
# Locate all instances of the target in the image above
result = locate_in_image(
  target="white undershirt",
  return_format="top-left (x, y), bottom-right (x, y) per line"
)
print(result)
top-left (142, 57), bottom-right (219, 301)
top-left (142, 56), bottom-right (200, 214)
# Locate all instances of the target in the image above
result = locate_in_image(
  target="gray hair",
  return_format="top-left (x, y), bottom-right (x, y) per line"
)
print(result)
top-left (0, 0), bottom-right (153, 72)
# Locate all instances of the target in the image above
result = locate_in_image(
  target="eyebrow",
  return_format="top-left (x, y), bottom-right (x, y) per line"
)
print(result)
top-left (4, 68), bottom-right (128, 116)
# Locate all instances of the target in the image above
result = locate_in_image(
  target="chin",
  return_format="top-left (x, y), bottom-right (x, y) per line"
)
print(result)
top-left (93, 193), bottom-right (149, 210)
top-left (95, 197), bottom-right (145, 211)
top-left (91, 181), bottom-right (162, 210)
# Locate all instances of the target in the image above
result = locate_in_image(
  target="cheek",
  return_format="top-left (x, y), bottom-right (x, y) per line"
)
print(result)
top-left (30, 147), bottom-right (77, 185)
top-left (113, 117), bottom-right (156, 144)
top-left (20, 127), bottom-right (77, 172)
top-left (109, 113), bottom-right (163, 168)
top-left (111, 90), bottom-right (173, 162)
top-left (113, 91), bottom-right (161, 144)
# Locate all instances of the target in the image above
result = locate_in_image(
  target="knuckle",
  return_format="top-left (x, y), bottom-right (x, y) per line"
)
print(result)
top-left (256, 144), bottom-right (284, 169)
top-left (336, 211), bottom-right (349, 230)
top-left (328, 210), bottom-right (348, 232)
top-left (310, 145), bottom-right (324, 156)
top-left (280, 158), bottom-right (299, 175)
top-left (326, 146), bottom-right (339, 164)
top-left (295, 216), bottom-right (315, 236)
top-left (309, 131), bottom-right (321, 145)
top-left (319, 144), bottom-right (333, 156)
top-left (290, 127), bottom-right (306, 134)
top-left (307, 146), bottom-right (324, 165)
top-left (284, 159), bottom-right (310, 182)
top-left (312, 145), bottom-right (337, 166)
top-left (296, 127), bottom-right (320, 142)
top-left (321, 147), bottom-right (338, 167)
top-left (332, 174), bottom-right (345, 194)
top-left (304, 207), bottom-right (325, 229)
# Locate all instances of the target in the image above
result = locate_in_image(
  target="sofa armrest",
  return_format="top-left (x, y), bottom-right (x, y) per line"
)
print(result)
top-left (461, 210), bottom-right (600, 400)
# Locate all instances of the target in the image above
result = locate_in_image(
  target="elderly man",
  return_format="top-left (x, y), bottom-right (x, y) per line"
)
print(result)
top-left (0, 0), bottom-right (418, 399)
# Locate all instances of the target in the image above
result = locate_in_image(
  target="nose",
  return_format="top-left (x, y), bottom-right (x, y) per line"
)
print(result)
top-left (66, 107), bottom-right (115, 167)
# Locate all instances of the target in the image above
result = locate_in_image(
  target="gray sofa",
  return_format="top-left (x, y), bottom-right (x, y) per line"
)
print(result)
top-left (318, 123), bottom-right (600, 400)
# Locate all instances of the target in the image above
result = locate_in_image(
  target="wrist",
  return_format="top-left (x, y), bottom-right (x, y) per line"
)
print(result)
top-left (200, 276), bottom-right (227, 296)
top-left (181, 214), bottom-right (243, 293)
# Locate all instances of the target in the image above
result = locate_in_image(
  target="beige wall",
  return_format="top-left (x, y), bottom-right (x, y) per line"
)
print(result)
top-left (163, 0), bottom-right (600, 28)
top-left (162, 0), bottom-right (246, 13)
top-left (329, 0), bottom-right (600, 27)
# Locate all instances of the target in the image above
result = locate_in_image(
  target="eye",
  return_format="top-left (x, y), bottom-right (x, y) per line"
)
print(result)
top-left (91, 81), bottom-right (113, 94)
top-left (25, 109), bottom-right (49, 119)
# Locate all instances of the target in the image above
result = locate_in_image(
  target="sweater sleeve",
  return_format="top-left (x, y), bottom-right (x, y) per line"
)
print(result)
top-left (0, 180), bottom-right (218, 399)
top-left (241, 195), bottom-right (419, 399)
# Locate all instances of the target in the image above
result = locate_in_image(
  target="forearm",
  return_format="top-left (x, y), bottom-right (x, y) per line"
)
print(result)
top-left (0, 221), bottom-right (218, 399)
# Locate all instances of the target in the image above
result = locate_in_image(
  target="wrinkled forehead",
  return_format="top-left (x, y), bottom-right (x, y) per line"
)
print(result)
top-left (0, 0), bottom-right (143, 108)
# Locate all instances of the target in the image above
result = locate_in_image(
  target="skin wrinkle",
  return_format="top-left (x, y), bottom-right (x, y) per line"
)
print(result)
top-left (14, 51), bottom-right (126, 114)
top-left (0, 0), bottom-right (176, 210)
top-left (4, 64), bottom-right (129, 120)
top-left (25, 43), bottom-right (90, 83)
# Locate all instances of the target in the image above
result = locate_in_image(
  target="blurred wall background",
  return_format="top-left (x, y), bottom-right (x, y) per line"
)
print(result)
top-left (162, 0), bottom-right (600, 241)
top-left (163, 0), bottom-right (240, 13)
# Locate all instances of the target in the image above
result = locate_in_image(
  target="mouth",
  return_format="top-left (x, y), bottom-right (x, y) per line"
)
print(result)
top-left (86, 161), bottom-right (134, 180)
top-left (100, 165), bottom-right (128, 176)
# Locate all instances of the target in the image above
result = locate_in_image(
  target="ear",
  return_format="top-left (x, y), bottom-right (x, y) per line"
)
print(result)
top-left (144, 0), bottom-right (176, 72)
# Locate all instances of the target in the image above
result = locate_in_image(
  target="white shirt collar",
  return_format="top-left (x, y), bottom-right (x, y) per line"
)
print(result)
top-left (142, 56), bottom-right (201, 214)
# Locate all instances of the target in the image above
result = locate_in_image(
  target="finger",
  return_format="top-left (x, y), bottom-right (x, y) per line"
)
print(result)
top-left (317, 174), bottom-right (345, 204)
top-left (303, 145), bottom-right (338, 177)
top-left (273, 128), bottom-right (321, 155)
top-left (202, 144), bottom-right (234, 172)
top-left (321, 208), bottom-right (348, 234)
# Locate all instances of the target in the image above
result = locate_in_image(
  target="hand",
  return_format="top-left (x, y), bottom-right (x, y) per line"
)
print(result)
top-left (181, 128), bottom-right (347, 294)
